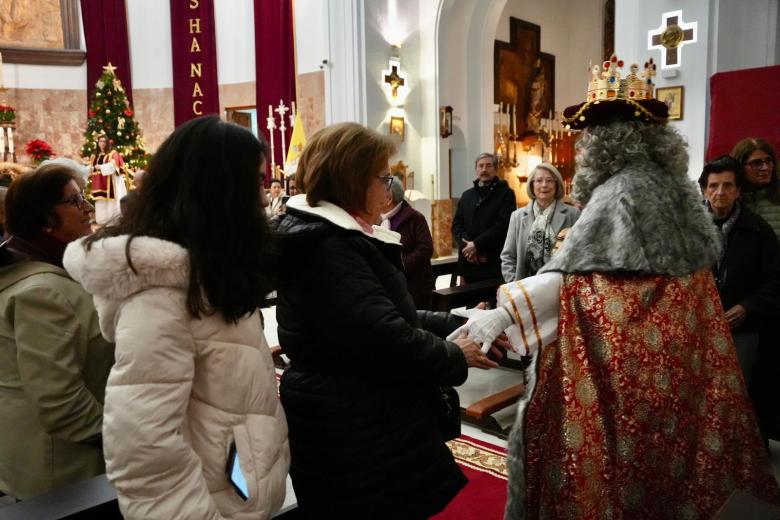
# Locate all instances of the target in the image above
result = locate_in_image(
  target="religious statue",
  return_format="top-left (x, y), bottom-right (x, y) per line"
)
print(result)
top-left (89, 135), bottom-right (127, 224)
top-left (525, 59), bottom-right (545, 132)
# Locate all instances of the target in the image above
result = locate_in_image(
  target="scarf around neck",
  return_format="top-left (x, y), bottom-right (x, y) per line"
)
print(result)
top-left (712, 201), bottom-right (740, 289)
top-left (524, 200), bottom-right (557, 276)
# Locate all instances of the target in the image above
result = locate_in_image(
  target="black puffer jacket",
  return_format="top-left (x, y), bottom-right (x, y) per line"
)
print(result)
top-left (275, 204), bottom-right (468, 519)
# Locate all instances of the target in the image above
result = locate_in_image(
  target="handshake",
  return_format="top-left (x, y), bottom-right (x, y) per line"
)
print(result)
top-left (445, 304), bottom-right (515, 370)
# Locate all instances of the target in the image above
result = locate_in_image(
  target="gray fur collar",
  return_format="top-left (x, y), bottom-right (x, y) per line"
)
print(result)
top-left (541, 164), bottom-right (721, 275)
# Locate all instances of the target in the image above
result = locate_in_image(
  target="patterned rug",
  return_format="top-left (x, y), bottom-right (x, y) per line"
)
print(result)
top-left (433, 435), bottom-right (509, 519)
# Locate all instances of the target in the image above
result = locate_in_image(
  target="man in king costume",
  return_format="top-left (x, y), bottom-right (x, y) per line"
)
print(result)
top-left (450, 55), bottom-right (780, 519)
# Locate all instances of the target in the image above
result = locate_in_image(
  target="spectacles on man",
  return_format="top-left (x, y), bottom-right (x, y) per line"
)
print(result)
top-left (376, 175), bottom-right (394, 188)
top-left (743, 157), bottom-right (774, 170)
top-left (57, 192), bottom-right (91, 210)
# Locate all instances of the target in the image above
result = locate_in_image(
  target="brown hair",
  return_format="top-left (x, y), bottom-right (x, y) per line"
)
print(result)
top-left (299, 122), bottom-right (396, 214)
top-left (5, 164), bottom-right (77, 238)
top-left (730, 137), bottom-right (780, 203)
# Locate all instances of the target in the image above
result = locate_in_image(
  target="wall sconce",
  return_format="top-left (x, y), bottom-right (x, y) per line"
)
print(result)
top-left (439, 106), bottom-right (453, 138)
top-left (382, 45), bottom-right (406, 106)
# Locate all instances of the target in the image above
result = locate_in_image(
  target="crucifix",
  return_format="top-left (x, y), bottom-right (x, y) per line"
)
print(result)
top-left (648, 10), bottom-right (697, 68)
top-left (383, 63), bottom-right (405, 98)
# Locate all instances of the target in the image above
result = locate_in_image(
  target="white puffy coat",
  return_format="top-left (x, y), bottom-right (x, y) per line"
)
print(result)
top-left (64, 235), bottom-right (289, 520)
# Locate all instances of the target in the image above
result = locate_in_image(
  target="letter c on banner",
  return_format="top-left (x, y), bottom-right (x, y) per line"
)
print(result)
top-left (190, 0), bottom-right (200, 8)
top-left (193, 100), bottom-right (203, 115)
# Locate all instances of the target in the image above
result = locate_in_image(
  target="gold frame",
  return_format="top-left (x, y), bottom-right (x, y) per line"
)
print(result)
top-left (389, 116), bottom-right (405, 141)
top-left (0, 0), bottom-right (84, 66)
top-left (656, 85), bottom-right (684, 120)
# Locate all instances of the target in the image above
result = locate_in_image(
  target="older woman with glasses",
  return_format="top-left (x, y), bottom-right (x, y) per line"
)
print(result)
top-left (0, 164), bottom-right (114, 500)
top-left (275, 122), bottom-right (498, 518)
top-left (732, 138), bottom-right (780, 238)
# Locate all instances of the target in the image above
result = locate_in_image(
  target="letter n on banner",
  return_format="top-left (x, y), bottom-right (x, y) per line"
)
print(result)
top-left (170, 0), bottom-right (220, 126)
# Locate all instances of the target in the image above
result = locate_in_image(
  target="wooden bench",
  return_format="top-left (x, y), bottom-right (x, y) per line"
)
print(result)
top-left (430, 278), bottom-right (502, 312)
top-left (431, 255), bottom-right (458, 287)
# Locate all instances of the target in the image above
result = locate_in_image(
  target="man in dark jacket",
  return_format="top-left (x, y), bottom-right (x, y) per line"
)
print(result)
top-left (452, 153), bottom-right (516, 283)
top-left (699, 155), bottom-right (780, 385)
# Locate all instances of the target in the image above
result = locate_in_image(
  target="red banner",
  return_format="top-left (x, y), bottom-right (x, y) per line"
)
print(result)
top-left (170, 0), bottom-right (220, 126)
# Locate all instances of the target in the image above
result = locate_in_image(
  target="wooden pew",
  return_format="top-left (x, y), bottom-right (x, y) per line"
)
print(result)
top-left (430, 278), bottom-right (502, 312)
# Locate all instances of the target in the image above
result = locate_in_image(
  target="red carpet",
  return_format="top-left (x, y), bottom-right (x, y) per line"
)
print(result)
top-left (433, 435), bottom-right (508, 520)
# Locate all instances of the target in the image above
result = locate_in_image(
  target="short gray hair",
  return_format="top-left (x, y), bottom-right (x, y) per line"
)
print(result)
top-left (389, 176), bottom-right (405, 204)
top-left (474, 153), bottom-right (498, 169)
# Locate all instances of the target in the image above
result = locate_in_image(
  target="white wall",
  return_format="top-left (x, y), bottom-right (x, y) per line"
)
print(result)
top-left (127, 0), bottom-right (172, 89)
top-left (294, 0), bottom-right (328, 74)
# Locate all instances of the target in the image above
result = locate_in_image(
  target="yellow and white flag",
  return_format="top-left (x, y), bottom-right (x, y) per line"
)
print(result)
top-left (285, 111), bottom-right (306, 175)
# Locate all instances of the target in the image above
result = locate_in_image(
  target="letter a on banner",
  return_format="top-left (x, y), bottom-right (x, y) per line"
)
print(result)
top-left (170, 0), bottom-right (220, 125)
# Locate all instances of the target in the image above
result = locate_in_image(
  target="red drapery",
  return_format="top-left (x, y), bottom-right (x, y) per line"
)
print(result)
top-left (254, 0), bottom-right (296, 182)
top-left (707, 65), bottom-right (780, 160)
top-left (80, 0), bottom-right (133, 107)
top-left (170, 0), bottom-right (220, 126)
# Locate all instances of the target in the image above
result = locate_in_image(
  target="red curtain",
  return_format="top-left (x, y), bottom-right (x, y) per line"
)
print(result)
top-left (170, 0), bottom-right (221, 126)
top-left (707, 65), bottom-right (780, 160)
top-left (254, 0), bottom-right (296, 181)
top-left (80, 0), bottom-right (133, 107)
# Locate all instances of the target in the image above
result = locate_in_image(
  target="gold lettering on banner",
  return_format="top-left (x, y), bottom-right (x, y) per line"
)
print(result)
top-left (189, 18), bottom-right (201, 34)
top-left (193, 100), bottom-right (203, 115)
top-left (190, 63), bottom-right (202, 78)
top-left (190, 0), bottom-right (200, 8)
top-left (192, 82), bottom-right (204, 97)
top-left (190, 37), bottom-right (201, 52)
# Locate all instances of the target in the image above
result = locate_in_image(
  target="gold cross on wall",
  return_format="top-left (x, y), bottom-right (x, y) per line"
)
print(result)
top-left (648, 10), bottom-right (697, 68)
top-left (384, 64), bottom-right (405, 98)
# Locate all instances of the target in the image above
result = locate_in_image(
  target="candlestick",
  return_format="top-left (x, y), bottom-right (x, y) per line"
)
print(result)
top-left (266, 115), bottom-right (277, 170)
top-left (0, 127), bottom-right (4, 155)
top-left (0, 51), bottom-right (4, 87)
top-left (512, 103), bottom-right (517, 137)
top-left (7, 127), bottom-right (13, 154)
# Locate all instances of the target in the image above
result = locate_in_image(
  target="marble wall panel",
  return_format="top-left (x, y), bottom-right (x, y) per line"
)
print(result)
top-left (297, 71), bottom-right (325, 137)
top-left (431, 198), bottom-right (454, 258)
top-left (2, 88), bottom-right (86, 164)
top-left (220, 81), bottom-right (256, 112)
top-left (132, 87), bottom-right (175, 155)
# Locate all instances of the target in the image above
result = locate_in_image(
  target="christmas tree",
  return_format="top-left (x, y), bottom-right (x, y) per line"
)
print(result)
top-left (80, 63), bottom-right (149, 171)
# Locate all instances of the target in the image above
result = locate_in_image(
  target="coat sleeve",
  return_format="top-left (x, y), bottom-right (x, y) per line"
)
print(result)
top-left (14, 284), bottom-right (103, 443)
top-left (473, 189), bottom-right (516, 254)
top-left (402, 213), bottom-right (434, 272)
top-left (451, 197), bottom-right (467, 246)
top-left (740, 220), bottom-right (780, 319)
top-left (103, 289), bottom-right (222, 520)
top-left (312, 239), bottom-right (468, 387)
top-left (500, 211), bottom-right (520, 282)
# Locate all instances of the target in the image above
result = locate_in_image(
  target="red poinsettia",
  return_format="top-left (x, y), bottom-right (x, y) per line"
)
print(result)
top-left (0, 104), bottom-right (15, 122)
top-left (124, 108), bottom-right (134, 117)
top-left (25, 139), bottom-right (54, 164)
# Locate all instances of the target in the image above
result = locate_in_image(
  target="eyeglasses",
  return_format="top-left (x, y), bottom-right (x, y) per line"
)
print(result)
top-left (57, 192), bottom-right (91, 210)
top-left (376, 175), bottom-right (394, 188)
top-left (743, 157), bottom-right (774, 170)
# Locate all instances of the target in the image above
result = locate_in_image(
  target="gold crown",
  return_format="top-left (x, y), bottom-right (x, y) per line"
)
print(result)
top-left (586, 54), bottom-right (657, 102)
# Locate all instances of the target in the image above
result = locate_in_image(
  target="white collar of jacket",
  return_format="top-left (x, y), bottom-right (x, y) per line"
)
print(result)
top-left (286, 194), bottom-right (402, 245)
top-left (63, 235), bottom-right (190, 301)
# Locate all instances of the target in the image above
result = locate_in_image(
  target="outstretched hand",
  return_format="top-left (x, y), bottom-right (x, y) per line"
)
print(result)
top-left (447, 306), bottom-right (514, 353)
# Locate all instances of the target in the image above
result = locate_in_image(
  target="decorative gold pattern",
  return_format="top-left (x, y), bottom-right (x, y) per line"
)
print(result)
top-left (502, 284), bottom-right (529, 353)
top-left (520, 271), bottom-right (780, 519)
top-left (447, 437), bottom-right (508, 480)
top-left (514, 280), bottom-right (542, 352)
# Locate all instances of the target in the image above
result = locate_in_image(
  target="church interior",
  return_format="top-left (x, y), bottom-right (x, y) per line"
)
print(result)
top-left (0, 0), bottom-right (779, 518)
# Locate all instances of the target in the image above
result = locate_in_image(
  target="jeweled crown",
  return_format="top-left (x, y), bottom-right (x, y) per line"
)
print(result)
top-left (586, 54), bottom-right (657, 102)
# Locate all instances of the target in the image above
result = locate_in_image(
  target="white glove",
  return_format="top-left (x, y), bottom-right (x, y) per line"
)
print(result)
top-left (446, 306), bottom-right (514, 353)
top-left (450, 306), bottom-right (488, 319)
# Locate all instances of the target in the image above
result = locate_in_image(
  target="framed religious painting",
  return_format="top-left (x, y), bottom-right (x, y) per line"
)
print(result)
top-left (656, 86), bottom-right (684, 120)
top-left (0, 0), bottom-right (84, 65)
top-left (389, 116), bottom-right (405, 141)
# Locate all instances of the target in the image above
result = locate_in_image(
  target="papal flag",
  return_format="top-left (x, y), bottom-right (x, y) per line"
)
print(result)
top-left (285, 111), bottom-right (306, 175)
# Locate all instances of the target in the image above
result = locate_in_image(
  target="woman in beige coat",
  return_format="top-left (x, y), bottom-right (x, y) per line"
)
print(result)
top-left (64, 116), bottom-right (289, 520)
top-left (0, 164), bottom-right (113, 499)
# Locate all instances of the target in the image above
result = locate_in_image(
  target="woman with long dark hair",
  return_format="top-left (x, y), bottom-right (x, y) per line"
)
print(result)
top-left (64, 116), bottom-right (289, 520)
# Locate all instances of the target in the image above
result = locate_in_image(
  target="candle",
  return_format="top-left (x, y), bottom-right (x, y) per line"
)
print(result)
top-left (0, 127), bottom-right (4, 153)
top-left (7, 128), bottom-right (13, 154)
top-left (0, 51), bottom-right (4, 87)
top-left (291, 100), bottom-right (296, 116)
top-left (268, 104), bottom-right (272, 117)
top-left (512, 103), bottom-right (517, 136)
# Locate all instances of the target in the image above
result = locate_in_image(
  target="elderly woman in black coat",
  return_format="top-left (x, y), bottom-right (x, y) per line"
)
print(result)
top-left (275, 122), bottom-right (497, 518)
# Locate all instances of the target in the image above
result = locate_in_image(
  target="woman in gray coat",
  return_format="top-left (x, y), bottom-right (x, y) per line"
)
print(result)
top-left (500, 163), bottom-right (580, 282)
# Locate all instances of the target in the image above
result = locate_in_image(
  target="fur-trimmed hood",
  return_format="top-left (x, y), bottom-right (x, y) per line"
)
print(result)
top-left (541, 164), bottom-right (721, 276)
top-left (63, 235), bottom-right (189, 340)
